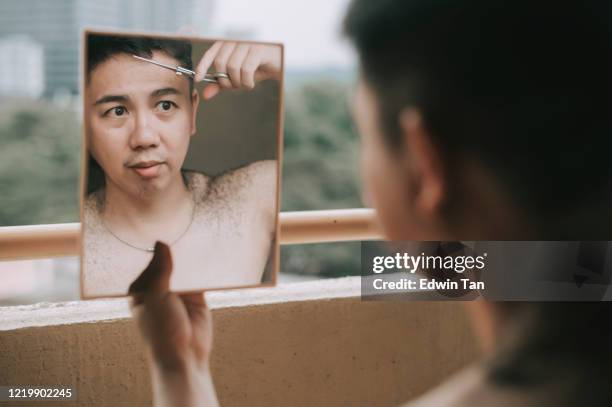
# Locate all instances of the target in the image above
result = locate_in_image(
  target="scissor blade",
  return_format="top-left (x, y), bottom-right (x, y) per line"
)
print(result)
top-left (132, 54), bottom-right (196, 78)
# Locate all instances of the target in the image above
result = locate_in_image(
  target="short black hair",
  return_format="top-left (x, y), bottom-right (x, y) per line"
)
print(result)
top-left (85, 34), bottom-right (194, 194)
top-left (86, 33), bottom-right (194, 93)
top-left (344, 0), bottom-right (612, 238)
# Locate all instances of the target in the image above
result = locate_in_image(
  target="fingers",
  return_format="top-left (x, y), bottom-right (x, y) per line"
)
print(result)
top-left (202, 84), bottom-right (220, 100)
top-left (212, 42), bottom-right (237, 89)
top-left (181, 293), bottom-right (214, 360)
top-left (180, 293), bottom-right (209, 324)
top-left (128, 241), bottom-right (173, 305)
top-left (241, 46), bottom-right (262, 89)
top-left (195, 41), bottom-right (223, 82)
top-left (180, 292), bottom-right (207, 307)
top-left (258, 44), bottom-right (282, 80)
top-left (226, 43), bottom-right (251, 88)
top-left (181, 293), bottom-right (210, 330)
top-left (195, 42), bottom-right (279, 100)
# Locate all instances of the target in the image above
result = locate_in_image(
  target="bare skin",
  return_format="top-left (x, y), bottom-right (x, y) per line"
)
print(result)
top-left (83, 162), bottom-right (276, 296)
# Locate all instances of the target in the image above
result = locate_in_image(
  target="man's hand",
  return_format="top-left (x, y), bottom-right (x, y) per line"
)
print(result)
top-left (194, 41), bottom-right (282, 100)
top-left (129, 241), bottom-right (219, 407)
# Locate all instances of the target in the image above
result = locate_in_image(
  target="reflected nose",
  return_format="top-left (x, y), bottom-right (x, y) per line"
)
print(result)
top-left (129, 111), bottom-right (160, 150)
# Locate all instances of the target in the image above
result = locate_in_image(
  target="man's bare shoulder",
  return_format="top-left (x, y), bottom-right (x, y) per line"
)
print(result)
top-left (183, 162), bottom-right (276, 220)
top-left (184, 171), bottom-right (211, 199)
top-left (208, 160), bottom-right (277, 200)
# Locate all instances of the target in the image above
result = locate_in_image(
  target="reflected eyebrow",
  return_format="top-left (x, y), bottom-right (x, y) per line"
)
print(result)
top-left (151, 87), bottom-right (182, 98)
top-left (94, 94), bottom-right (129, 106)
top-left (92, 87), bottom-right (181, 106)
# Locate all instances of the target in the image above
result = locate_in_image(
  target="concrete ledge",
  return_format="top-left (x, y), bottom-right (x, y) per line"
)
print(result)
top-left (0, 277), bottom-right (479, 406)
top-left (0, 277), bottom-right (362, 330)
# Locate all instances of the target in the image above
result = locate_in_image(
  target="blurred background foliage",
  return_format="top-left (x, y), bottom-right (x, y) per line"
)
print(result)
top-left (0, 79), bottom-right (364, 277)
top-left (0, 98), bottom-right (81, 225)
top-left (281, 80), bottom-right (363, 277)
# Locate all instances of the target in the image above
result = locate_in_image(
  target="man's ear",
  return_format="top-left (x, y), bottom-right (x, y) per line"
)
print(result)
top-left (398, 107), bottom-right (445, 218)
top-left (190, 89), bottom-right (200, 136)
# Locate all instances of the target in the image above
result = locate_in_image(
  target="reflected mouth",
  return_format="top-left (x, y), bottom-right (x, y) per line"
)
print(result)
top-left (129, 160), bottom-right (164, 169)
top-left (128, 161), bottom-right (165, 178)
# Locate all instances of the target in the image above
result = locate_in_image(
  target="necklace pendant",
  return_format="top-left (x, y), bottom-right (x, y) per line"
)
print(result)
top-left (146, 247), bottom-right (155, 253)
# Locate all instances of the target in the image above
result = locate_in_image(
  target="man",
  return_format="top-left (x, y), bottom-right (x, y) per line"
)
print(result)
top-left (83, 35), bottom-right (281, 296)
top-left (129, 0), bottom-right (612, 406)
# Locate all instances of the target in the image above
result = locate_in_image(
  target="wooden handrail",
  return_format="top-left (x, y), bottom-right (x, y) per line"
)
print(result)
top-left (0, 209), bottom-right (383, 261)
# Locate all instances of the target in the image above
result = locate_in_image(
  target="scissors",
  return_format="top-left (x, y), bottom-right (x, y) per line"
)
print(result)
top-left (132, 54), bottom-right (229, 83)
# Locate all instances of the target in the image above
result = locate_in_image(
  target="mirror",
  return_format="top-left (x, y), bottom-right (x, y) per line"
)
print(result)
top-left (80, 30), bottom-right (283, 298)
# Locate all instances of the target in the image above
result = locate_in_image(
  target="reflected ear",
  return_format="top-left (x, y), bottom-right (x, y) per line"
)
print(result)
top-left (398, 108), bottom-right (445, 218)
top-left (190, 89), bottom-right (200, 136)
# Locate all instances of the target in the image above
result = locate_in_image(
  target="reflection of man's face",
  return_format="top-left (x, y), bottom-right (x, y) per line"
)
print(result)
top-left (86, 51), bottom-right (199, 197)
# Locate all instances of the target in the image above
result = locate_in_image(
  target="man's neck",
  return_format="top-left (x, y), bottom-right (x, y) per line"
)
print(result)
top-left (102, 173), bottom-right (193, 239)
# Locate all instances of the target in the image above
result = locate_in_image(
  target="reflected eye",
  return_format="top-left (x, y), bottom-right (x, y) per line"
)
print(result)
top-left (156, 100), bottom-right (177, 112)
top-left (103, 106), bottom-right (127, 117)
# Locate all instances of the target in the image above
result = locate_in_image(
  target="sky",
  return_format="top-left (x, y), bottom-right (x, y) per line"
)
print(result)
top-left (210, 0), bottom-right (356, 69)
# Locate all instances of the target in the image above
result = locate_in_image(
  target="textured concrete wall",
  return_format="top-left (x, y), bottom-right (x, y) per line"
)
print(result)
top-left (0, 277), bottom-right (479, 407)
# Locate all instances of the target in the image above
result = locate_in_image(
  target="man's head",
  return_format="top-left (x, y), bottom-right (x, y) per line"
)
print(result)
top-left (344, 0), bottom-right (612, 240)
top-left (85, 34), bottom-right (199, 197)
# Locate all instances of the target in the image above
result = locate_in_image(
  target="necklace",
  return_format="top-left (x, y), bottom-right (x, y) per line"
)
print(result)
top-left (101, 194), bottom-right (196, 253)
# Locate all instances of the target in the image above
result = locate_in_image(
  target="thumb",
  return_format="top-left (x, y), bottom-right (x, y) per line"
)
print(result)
top-left (202, 84), bottom-right (220, 100)
top-left (128, 241), bottom-right (173, 304)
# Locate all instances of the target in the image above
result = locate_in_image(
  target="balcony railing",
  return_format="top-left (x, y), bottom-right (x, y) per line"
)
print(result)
top-left (0, 208), bottom-right (383, 260)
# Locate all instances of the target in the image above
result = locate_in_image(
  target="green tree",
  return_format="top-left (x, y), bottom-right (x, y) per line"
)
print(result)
top-left (0, 99), bottom-right (80, 226)
top-left (281, 80), bottom-right (364, 277)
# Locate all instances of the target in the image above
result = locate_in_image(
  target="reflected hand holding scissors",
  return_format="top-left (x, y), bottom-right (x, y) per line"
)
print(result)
top-left (195, 41), bottom-right (282, 100)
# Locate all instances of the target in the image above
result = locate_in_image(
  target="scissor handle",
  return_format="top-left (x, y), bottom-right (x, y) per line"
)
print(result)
top-left (202, 72), bottom-right (229, 83)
